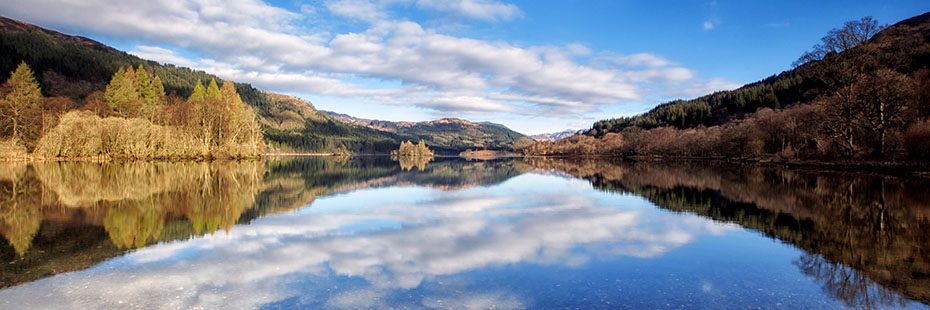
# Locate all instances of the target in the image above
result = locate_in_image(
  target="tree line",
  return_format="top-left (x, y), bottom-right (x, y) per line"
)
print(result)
top-left (0, 61), bottom-right (264, 159)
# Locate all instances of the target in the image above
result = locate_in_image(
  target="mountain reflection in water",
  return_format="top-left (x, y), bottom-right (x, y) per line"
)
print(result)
top-left (0, 157), bottom-right (928, 309)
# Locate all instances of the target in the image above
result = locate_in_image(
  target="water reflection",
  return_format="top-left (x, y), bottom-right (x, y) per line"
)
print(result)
top-left (395, 155), bottom-right (433, 171)
top-left (0, 157), bottom-right (928, 308)
top-left (524, 158), bottom-right (930, 308)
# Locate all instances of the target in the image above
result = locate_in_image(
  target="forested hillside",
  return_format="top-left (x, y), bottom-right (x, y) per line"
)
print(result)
top-left (0, 16), bottom-right (531, 155)
top-left (528, 13), bottom-right (930, 162)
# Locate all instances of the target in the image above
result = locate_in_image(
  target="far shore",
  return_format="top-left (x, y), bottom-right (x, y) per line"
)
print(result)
top-left (3, 153), bottom-right (928, 177)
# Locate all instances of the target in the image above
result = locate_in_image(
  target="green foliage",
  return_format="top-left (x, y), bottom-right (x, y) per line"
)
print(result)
top-left (103, 65), bottom-right (164, 120)
top-left (189, 79), bottom-right (206, 101)
top-left (206, 78), bottom-right (221, 100)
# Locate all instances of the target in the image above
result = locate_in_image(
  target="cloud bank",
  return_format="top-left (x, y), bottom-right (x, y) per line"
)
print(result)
top-left (0, 0), bottom-right (739, 120)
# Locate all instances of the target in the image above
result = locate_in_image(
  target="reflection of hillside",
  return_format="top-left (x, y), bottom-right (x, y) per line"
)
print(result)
top-left (525, 158), bottom-right (930, 307)
top-left (0, 161), bottom-right (265, 287)
top-left (0, 157), bottom-right (528, 288)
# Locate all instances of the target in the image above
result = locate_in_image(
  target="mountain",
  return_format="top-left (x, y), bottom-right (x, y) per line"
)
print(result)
top-left (0, 16), bottom-right (530, 154)
top-left (321, 111), bottom-right (534, 154)
top-left (529, 129), bottom-right (579, 142)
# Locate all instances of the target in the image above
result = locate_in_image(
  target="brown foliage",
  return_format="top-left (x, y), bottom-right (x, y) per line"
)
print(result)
top-left (904, 120), bottom-right (930, 159)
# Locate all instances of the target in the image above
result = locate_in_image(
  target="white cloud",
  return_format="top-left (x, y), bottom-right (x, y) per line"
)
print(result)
top-left (325, 0), bottom-right (390, 22)
top-left (606, 53), bottom-right (673, 67)
top-left (416, 0), bottom-right (522, 22)
top-left (129, 45), bottom-right (197, 67)
top-left (679, 77), bottom-right (741, 97)
top-left (703, 20), bottom-right (716, 30)
top-left (0, 0), bottom-right (739, 118)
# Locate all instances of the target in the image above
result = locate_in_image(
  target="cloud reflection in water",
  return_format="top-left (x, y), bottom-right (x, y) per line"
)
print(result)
top-left (0, 174), bottom-right (733, 309)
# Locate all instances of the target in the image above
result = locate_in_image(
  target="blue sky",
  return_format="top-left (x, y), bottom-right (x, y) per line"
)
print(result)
top-left (2, 0), bottom-right (928, 134)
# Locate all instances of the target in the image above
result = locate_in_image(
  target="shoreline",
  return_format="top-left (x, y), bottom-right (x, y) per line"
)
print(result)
top-left (523, 154), bottom-right (930, 176)
top-left (3, 152), bottom-right (928, 176)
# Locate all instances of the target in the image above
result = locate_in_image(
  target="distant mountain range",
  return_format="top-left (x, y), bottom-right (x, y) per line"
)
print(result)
top-left (0, 16), bottom-right (532, 154)
top-left (529, 129), bottom-right (580, 142)
top-left (320, 111), bottom-right (534, 153)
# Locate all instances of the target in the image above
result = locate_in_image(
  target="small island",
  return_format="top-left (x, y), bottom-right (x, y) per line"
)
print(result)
top-left (391, 140), bottom-right (433, 170)
top-left (391, 140), bottom-right (434, 157)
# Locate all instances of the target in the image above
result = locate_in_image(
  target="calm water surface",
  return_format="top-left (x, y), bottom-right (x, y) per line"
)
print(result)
top-left (0, 157), bottom-right (928, 309)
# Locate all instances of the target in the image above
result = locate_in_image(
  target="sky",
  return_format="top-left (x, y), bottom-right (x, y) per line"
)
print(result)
top-left (1, 1), bottom-right (929, 134)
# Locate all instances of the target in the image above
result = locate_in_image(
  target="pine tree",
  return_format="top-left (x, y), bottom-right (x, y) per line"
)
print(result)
top-left (0, 62), bottom-right (43, 147)
top-left (220, 81), bottom-right (242, 109)
top-left (104, 66), bottom-right (144, 117)
top-left (123, 66), bottom-right (138, 96)
top-left (104, 66), bottom-right (126, 110)
top-left (206, 78), bottom-right (221, 100)
top-left (150, 75), bottom-right (166, 105)
top-left (136, 64), bottom-right (151, 101)
top-left (189, 80), bottom-right (206, 101)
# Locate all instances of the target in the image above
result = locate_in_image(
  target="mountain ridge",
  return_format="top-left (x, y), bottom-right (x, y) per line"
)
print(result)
top-left (320, 111), bottom-right (534, 153)
top-left (529, 129), bottom-right (580, 142)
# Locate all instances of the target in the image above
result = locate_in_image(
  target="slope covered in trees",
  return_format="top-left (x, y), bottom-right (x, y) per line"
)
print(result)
top-left (528, 12), bottom-right (930, 163)
top-left (0, 16), bottom-right (532, 155)
top-left (1, 61), bottom-right (264, 159)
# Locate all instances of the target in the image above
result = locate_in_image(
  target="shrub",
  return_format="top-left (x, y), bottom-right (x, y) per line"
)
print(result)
top-left (34, 111), bottom-right (205, 159)
top-left (0, 139), bottom-right (28, 159)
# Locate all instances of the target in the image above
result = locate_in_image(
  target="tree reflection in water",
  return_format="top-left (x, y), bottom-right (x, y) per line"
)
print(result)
top-left (0, 157), bottom-right (523, 287)
top-left (394, 155), bottom-right (432, 171)
top-left (0, 157), bottom-right (928, 308)
top-left (0, 161), bottom-right (265, 287)
top-left (796, 253), bottom-right (908, 309)
top-left (522, 158), bottom-right (930, 307)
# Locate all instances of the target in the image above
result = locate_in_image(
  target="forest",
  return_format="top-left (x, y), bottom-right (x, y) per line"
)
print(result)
top-left (526, 14), bottom-right (930, 163)
top-left (0, 62), bottom-right (264, 159)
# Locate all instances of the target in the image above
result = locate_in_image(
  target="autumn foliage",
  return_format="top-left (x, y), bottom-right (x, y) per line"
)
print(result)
top-left (0, 62), bottom-right (264, 159)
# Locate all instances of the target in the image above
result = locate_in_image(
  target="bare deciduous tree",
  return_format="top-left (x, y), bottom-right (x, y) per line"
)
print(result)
top-left (794, 17), bottom-right (884, 67)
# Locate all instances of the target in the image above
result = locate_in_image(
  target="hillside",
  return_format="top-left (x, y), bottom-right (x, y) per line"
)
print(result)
top-left (590, 12), bottom-right (930, 135)
top-left (0, 16), bottom-right (530, 155)
top-left (321, 111), bottom-right (534, 154)
top-left (527, 12), bottom-right (930, 162)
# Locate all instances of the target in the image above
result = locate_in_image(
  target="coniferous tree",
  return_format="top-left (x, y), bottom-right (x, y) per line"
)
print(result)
top-left (151, 76), bottom-right (166, 105)
top-left (136, 64), bottom-right (151, 101)
top-left (104, 66), bottom-right (146, 118)
top-left (189, 80), bottom-right (206, 102)
top-left (206, 78), bottom-right (221, 100)
top-left (0, 62), bottom-right (43, 148)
